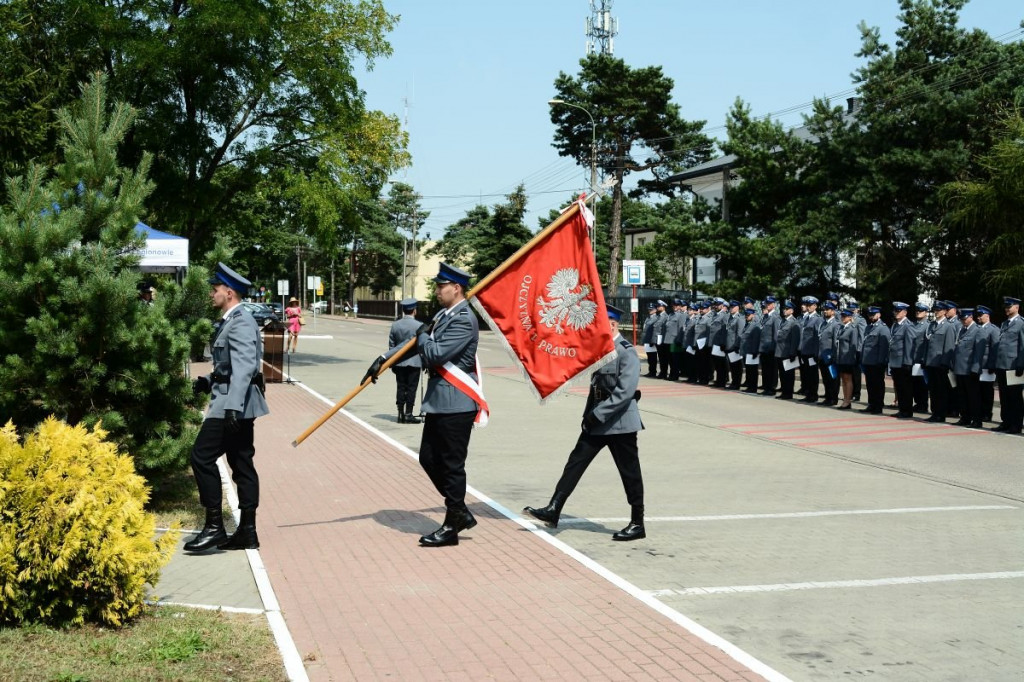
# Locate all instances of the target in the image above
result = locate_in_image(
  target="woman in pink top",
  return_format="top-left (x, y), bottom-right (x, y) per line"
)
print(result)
top-left (285, 297), bottom-right (302, 353)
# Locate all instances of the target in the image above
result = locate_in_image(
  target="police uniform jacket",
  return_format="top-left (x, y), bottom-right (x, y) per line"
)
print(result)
top-left (709, 309), bottom-right (729, 347)
top-left (799, 313), bottom-right (823, 357)
top-left (664, 310), bottom-right (682, 346)
top-left (584, 334), bottom-right (643, 435)
top-left (675, 313), bottom-right (692, 346)
top-left (683, 313), bottom-right (698, 348)
top-left (993, 315), bottom-right (1024, 371)
top-left (860, 321), bottom-right (891, 366)
top-left (641, 313), bottom-right (657, 345)
top-left (652, 311), bottom-right (668, 344)
top-left (973, 322), bottom-right (1000, 370)
top-left (738, 318), bottom-right (761, 356)
top-left (836, 321), bottom-right (862, 366)
top-left (888, 318), bottom-right (915, 368)
top-left (774, 315), bottom-right (800, 359)
top-left (726, 312), bottom-right (746, 351)
top-left (388, 314), bottom-right (423, 368)
top-left (693, 312), bottom-right (711, 348)
top-left (953, 322), bottom-right (980, 375)
top-left (924, 318), bottom-right (956, 369)
top-left (818, 316), bottom-right (841, 363)
top-left (910, 319), bottom-right (928, 364)
top-left (205, 305), bottom-right (270, 420)
top-left (418, 300), bottom-right (480, 413)
top-left (759, 310), bottom-right (781, 353)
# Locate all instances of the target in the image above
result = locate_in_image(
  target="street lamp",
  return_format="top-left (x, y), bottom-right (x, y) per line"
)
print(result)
top-left (549, 99), bottom-right (597, 252)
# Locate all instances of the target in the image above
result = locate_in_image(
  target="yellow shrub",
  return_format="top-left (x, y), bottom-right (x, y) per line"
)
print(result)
top-left (0, 418), bottom-right (178, 627)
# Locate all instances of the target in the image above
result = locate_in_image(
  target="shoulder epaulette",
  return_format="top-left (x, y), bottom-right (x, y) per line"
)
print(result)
top-left (619, 338), bottom-right (634, 349)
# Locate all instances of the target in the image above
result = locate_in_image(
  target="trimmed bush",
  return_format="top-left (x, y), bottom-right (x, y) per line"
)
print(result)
top-left (0, 418), bottom-right (178, 627)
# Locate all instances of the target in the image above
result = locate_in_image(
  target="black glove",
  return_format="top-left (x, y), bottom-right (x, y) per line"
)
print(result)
top-left (362, 355), bottom-right (385, 385)
top-left (192, 376), bottom-right (211, 395)
top-left (415, 319), bottom-right (436, 337)
top-left (789, 356), bottom-right (797, 363)
top-left (581, 411), bottom-right (600, 433)
top-left (1016, 368), bottom-right (1023, 377)
top-left (224, 409), bottom-right (240, 433)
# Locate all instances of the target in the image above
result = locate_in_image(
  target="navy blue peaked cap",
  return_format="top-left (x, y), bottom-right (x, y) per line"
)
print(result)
top-left (209, 262), bottom-right (250, 295)
top-left (433, 262), bottom-right (471, 288)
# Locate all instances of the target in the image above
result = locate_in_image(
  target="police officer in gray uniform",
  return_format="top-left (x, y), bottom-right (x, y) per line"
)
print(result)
top-left (667, 299), bottom-right (688, 381)
top-left (953, 308), bottom-right (981, 426)
top-left (653, 300), bottom-right (670, 379)
top-left (888, 302), bottom-right (915, 418)
top-left (798, 296), bottom-right (824, 402)
top-left (910, 302), bottom-right (931, 413)
top-left (774, 300), bottom-right (801, 400)
top-left (759, 296), bottom-right (781, 395)
top-left (709, 298), bottom-right (730, 387)
top-left (992, 296), bottom-right (1024, 434)
top-left (836, 308), bottom-right (862, 409)
top-left (739, 305), bottom-right (761, 392)
top-left (817, 301), bottom-right (841, 406)
top-left (389, 297), bottom-right (423, 424)
top-left (641, 302), bottom-right (658, 377)
top-left (187, 263), bottom-right (270, 553)
top-left (682, 302), bottom-right (699, 382)
top-left (860, 306), bottom-right (890, 414)
top-left (924, 301), bottom-right (956, 422)
top-left (725, 300), bottom-right (745, 389)
top-left (524, 305), bottom-right (646, 541)
top-left (365, 263), bottom-right (483, 546)
top-left (973, 305), bottom-right (1000, 423)
top-left (693, 301), bottom-right (713, 384)
top-left (849, 302), bottom-right (866, 401)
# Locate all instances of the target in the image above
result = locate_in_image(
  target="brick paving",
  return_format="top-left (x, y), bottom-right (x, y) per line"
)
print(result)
top-left (254, 380), bottom-right (770, 681)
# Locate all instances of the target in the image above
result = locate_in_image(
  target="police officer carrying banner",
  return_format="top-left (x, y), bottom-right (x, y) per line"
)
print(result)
top-left (364, 263), bottom-right (486, 546)
top-left (389, 298), bottom-right (423, 424)
top-left (524, 304), bottom-right (646, 541)
top-left (186, 263), bottom-right (270, 553)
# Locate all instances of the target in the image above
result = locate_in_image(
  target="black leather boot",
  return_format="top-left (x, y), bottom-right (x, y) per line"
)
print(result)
top-left (397, 409), bottom-right (406, 424)
top-left (523, 492), bottom-right (568, 528)
top-left (404, 407), bottom-right (421, 424)
top-left (218, 509), bottom-right (260, 550)
top-left (183, 508), bottom-right (227, 553)
top-left (612, 505), bottom-right (646, 541)
top-left (419, 507), bottom-right (474, 547)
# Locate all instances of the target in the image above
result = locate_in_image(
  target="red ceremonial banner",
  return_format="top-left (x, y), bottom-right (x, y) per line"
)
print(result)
top-left (471, 200), bottom-right (617, 401)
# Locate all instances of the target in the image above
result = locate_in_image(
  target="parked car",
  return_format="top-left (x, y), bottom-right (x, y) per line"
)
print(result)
top-left (310, 300), bottom-right (328, 313)
top-left (266, 301), bottom-right (283, 317)
top-left (241, 302), bottom-right (280, 327)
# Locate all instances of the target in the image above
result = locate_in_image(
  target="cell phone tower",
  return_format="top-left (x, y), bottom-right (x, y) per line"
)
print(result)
top-left (585, 0), bottom-right (618, 55)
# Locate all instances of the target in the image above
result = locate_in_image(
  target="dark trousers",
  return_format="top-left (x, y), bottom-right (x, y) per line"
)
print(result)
top-left (760, 353), bottom-right (777, 393)
top-left (713, 354), bottom-right (729, 386)
top-left (645, 351), bottom-right (659, 376)
top-left (979, 376), bottom-right (995, 421)
top-left (392, 366), bottom-right (421, 412)
top-left (554, 431), bottom-right (643, 507)
top-left (864, 364), bottom-right (886, 411)
top-left (955, 373), bottom-right (981, 423)
top-left (891, 365), bottom-right (914, 414)
top-left (800, 356), bottom-right (819, 399)
top-left (852, 365), bottom-right (862, 399)
top-left (669, 350), bottom-right (683, 380)
top-left (926, 366), bottom-right (951, 420)
top-left (777, 358), bottom-right (795, 397)
top-left (819, 363), bottom-right (839, 403)
top-left (656, 344), bottom-right (671, 378)
top-left (913, 374), bottom-right (929, 411)
top-left (744, 360), bottom-right (760, 391)
top-left (729, 358), bottom-right (743, 388)
top-left (696, 347), bottom-right (713, 384)
top-left (191, 417), bottom-right (259, 510)
top-left (419, 411), bottom-right (476, 512)
top-left (997, 370), bottom-right (1024, 429)
top-left (681, 349), bottom-right (695, 380)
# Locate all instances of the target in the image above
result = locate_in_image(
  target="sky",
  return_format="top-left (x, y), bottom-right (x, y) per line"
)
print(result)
top-left (356, 1), bottom-right (1024, 240)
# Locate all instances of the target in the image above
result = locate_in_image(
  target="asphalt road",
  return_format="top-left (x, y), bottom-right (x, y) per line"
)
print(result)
top-left (283, 315), bottom-right (1023, 682)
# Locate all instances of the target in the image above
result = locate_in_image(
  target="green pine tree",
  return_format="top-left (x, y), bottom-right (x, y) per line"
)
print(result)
top-left (0, 73), bottom-right (202, 473)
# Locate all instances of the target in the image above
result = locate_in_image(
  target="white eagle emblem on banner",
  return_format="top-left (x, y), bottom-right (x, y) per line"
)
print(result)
top-left (536, 268), bottom-right (597, 334)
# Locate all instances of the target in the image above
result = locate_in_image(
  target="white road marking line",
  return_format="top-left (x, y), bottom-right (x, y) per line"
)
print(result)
top-left (217, 459), bottom-right (308, 682)
top-left (294, 381), bottom-right (792, 682)
top-left (650, 571), bottom-right (1024, 597)
top-left (563, 505), bottom-right (1017, 524)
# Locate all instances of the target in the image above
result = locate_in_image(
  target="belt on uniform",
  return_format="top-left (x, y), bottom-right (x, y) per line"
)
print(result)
top-left (211, 372), bottom-right (266, 395)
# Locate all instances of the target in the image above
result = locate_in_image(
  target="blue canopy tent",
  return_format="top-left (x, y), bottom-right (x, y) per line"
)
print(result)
top-left (134, 222), bottom-right (189, 274)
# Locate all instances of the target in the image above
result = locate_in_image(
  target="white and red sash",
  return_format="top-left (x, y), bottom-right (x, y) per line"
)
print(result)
top-left (436, 357), bottom-right (489, 427)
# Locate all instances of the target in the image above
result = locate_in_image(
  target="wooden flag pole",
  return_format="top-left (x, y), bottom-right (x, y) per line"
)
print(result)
top-left (291, 201), bottom-right (584, 447)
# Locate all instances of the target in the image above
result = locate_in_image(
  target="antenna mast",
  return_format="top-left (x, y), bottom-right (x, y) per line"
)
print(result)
top-left (585, 0), bottom-right (618, 55)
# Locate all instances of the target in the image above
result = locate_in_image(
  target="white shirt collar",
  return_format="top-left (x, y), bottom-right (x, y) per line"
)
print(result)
top-left (222, 302), bottom-right (243, 320)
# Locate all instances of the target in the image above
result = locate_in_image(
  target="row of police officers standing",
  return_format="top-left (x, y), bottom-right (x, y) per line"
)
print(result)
top-left (640, 294), bottom-right (1024, 434)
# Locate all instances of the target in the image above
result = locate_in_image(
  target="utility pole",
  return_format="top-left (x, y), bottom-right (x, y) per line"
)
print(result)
top-left (585, 0), bottom-right (618, 56)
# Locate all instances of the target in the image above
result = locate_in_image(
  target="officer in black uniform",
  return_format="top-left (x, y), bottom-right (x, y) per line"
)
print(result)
top-left (524, 305), bottom-right (646, 541)
top-left (186, 263), bottom-right (270, 553)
